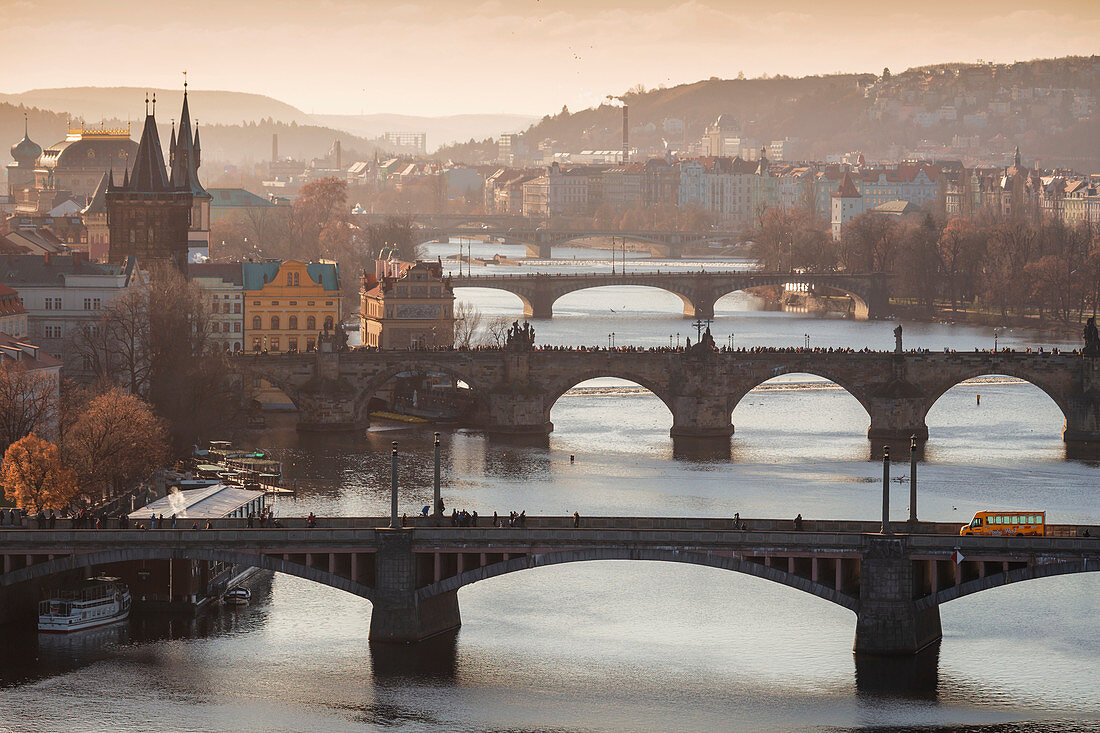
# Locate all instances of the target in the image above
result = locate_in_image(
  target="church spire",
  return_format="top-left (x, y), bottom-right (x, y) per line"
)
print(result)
top-left (169, 74), bottom-right (208, 198)
top-left (1014, 145), bottom-right (1021, 168)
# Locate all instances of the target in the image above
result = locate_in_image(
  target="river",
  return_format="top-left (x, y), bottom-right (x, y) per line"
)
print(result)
top-left (0, 248), bottom-right (1096, 733)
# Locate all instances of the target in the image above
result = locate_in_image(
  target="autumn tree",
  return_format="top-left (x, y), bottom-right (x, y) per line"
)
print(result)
top-left (936, 217), bottom-right (982, 312)
top-left (63, 388), bottom-right (168, 500)
top-left (0, 360), bottom-right (58, 456)
top-left (896, 214), bottom-right (942, 309)
top-left (749, 206), bottom-right (834, 272)
top-left (1, 434), bottom-right (78, 512)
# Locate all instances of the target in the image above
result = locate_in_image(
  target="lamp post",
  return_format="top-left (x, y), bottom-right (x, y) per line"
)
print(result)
top-left (676, 332), bottom-right (681, 348)
top-left (881, 445), bottom-right (892, 535)
top-left (611, 236), bottom-right (616, 275)
top-left (389, 441), bottom-right (399, 528)
top-left (908, 434), bottom-right (917, 530)
top-left (433, 432), bottom-right (442, 524)
top-left (994, 328), bottom-right (1000, 352)
top-left (804, 333), bottom-right (810, 349)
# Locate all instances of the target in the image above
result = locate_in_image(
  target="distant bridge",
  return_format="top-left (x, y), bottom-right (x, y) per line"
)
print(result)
top-left (451, 270), bottom-right (891, 319)
top-left (1, 517), bottom-right (1096, 654)
top-left (416, 227), bottom-right (741, 259)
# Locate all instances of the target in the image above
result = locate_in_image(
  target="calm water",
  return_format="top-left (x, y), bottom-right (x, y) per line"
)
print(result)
top-left (1, 252), bottom-right (1097, 733)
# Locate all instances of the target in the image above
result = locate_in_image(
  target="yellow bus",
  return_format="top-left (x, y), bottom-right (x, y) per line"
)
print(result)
top-left (960, 511), bottom-right (1046, 537)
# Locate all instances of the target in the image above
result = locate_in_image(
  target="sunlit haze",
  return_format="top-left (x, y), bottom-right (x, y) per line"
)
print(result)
top-left (3, 0), bottom-right (1099, 115)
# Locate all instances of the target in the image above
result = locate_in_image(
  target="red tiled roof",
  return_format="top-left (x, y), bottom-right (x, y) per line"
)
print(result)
top-left (834, 171), bottom-right (861, 198)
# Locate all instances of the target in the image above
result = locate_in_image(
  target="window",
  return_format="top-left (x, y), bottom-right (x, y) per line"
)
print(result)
top-left (289, 301), bottom-right (297, 306)
top-left (252, 315), bottom-right (262, 330)
top-left (270, 337), bottom-right (280, 351)
top-left (252, 338), bottom-right (262, 352)
top-left (307, 301), bottom-right (315, 306)
top-left (234, 303), bottom-right (241, 314)
top-left (323, 316), bottom-right (334, 330)
top-left (44, 297), bottom-right (62, 310)
top-left (84, 298), bottom-right (93, 310)
top-left (306, 337), bottom-right (316, 351)
top-left (270, 315), bottom-right (280, 330)
top-left (271, 301), bottom-right (279, 306)
top-left (289, 337), bottom-right (298, 352)
top-left (253, 301), bottom-right (260, 306)
top-left (211, 322), bottom-right (220, 333)
top-left (288, 316), bottom-right (298, 330)
top-left (325, 301), bottom-right (334, 306)
top-left (306, 316), bottom-right (316, 330)
top-left (44, 324), bottom-right (63, 339)
top-left (233, 322), bottom-right (241, 333)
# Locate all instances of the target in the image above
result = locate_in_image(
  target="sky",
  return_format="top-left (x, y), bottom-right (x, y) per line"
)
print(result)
top-left (3, 0), bottom-right (1099, 117)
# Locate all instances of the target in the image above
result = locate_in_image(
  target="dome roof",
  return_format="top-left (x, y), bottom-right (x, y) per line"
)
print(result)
top-left (10, 133), bottom-right (41, 167)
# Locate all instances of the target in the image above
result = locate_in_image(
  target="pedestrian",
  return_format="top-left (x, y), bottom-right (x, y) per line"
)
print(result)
top-left (171, 515), bottom-right (177, 529)
top-left (151, 513), bottom-right (156, 529)
top-left (733, 512), bottom-right (740, 525)
top-left (573, 511), bottom-right (580, 528)
top-left (307, 512), bottom-right (316, 529)
top-left (401, 513), bottom-right (407, 527)
top-left (493, 511), bottom-right (499, 527)
top-left (49, 510), bottom-right (56, 529)
top-left (37, 509), bottom-right (46, 529)
top-left (976, 394), bottom-right (981, 406)
top-left (471, 510), bottom-right (478, 527)
top-left (205, 521), bottom-right (213, 530)
top-left (794, 513), bottom-right (804, 531)
top-left (192, 521), bottom-right (199, 530)
top-left (158, 514), bottom-right (164, 529)
top-left (519, 510), bottom-right (526, 528)
top-left (247, 512), bottom-right (254, 529)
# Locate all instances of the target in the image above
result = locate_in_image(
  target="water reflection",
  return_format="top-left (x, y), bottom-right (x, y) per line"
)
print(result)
top-left (369, 631), bottom-right (458, 681)
top-left (854, 643), bottom-right (940, 699)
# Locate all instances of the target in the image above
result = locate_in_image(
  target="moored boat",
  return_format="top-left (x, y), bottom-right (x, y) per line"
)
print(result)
top-left (38, 577), bottom-right (131, 633)
top-left (224, 587), bottom-right (251, 605)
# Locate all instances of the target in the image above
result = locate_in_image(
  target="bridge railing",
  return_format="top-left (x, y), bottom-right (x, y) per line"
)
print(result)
top-left (1, 516), bottom-right (1094, 537)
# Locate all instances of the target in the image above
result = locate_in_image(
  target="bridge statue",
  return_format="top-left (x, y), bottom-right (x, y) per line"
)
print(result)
top-left (687, 326), bottom-right (718, 357)
top-left (1085, 316), bottom-right (1100, 357)
top-left (506, 320), bottom-right (535, 351)
top-left (894, 324), bottom-right (903, 354)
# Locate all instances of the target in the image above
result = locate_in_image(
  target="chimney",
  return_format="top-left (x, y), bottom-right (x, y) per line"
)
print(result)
top-left (622, 104), bottom-right (629, 164)
top-left (272, 133), bottom-right (279, 162)
top-left (43, 252), bottom-right (51, 266)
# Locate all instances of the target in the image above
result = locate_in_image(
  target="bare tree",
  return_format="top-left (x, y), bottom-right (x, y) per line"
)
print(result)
top-left (482, 316), bottom-right (511, 348)
top-left (0, 361), bottom-right (58, 454)
top-left (453, 301), bottom-right (482, 348)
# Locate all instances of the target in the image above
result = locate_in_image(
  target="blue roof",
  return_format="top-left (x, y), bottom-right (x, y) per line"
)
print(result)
top-left (241, 261), bottom-right (339, 292)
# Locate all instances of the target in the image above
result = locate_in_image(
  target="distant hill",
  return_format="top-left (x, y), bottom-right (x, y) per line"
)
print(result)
top-left (0, 87), bottom-right (313, 126)
top-left (437, 55), bottom-right (1100, 170)
top-left (309, 113), bottom-right (539, 152)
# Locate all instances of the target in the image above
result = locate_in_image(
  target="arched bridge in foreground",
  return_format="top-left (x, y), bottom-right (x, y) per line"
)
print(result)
top-left (1, 518), bottom-right (1096, 655)
top-left (450, 271), bottom-right (891, 319)
top-left (240, 349), bottom-right (1100, 448)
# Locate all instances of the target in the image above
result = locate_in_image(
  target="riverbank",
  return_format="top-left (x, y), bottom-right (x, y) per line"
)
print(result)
top-left (889, 301), bottom-right (1086, 340)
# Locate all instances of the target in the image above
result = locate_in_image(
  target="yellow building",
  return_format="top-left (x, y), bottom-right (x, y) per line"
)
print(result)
top-left (243, 260), bottom-right (340, 353)
top-left (360, 260), bottom-right (454, 349)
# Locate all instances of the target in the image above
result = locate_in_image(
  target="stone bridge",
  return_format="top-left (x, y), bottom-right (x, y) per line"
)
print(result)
top-left (238, 349), bottom-right (1100, 450)
top-left (451, 271), bottom-right (891, 319)
top-left (1, 518), bottom-right (1096, 654)
top-left (416, 227), bottom-right (739, 259)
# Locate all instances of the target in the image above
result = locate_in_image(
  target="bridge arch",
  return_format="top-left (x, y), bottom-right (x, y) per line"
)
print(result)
top-left (352, 361), bottom-right (489, 424)
top-left (711, 281), bottom-right (873, 320)
top-left (0, 547), bottom-right (375, 602)
top-left (542, 370), bottom-right (675, 421)
top-left (920, 558), bottom-right (1098, 609)
top-left (452, 286), bottom-right (533, 319)
top-left (729, 368), bottom-right (875, 419)
top-left (414, 548), bottom-right (858, 612)
top-left (551, 284), bottom-right (699, 318)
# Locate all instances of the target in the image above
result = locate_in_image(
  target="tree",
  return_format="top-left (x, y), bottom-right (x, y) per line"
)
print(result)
top-left (936, 217), bottom-right (981, 312)
top-left (64, 388), bottom-right (168, 500)
top-left (453, 301), bottom-right (482, 348)
top-left (839, 213), bottom-right (901, 272)
top-left (483, 316), bottom-right (511, 348)
top-left (1, 434), bottom-right (78, 512)
top-left (0, 360), bottom-right (58, 456)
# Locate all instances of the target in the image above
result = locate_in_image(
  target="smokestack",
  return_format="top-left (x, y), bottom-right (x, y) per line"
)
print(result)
top-left (622, 104), bottom-right (629, 164)
top-left (272, 133), bottom-right (278, 162)
top-left (335, 140), bottom-right (342, 171)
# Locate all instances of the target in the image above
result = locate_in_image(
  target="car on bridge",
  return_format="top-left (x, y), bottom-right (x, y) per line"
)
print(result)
top-left (960, 511), bottom-right (1046, 537)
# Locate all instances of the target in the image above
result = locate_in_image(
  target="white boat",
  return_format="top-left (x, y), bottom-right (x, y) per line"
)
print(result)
top-left (224, 586), bottom-right (251, 605)
top-left (38, 577), bottom-right (131, 633)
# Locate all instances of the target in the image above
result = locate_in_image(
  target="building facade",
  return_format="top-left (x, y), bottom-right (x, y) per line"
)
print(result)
top-left (188, 263), bottom-right (244, 352)
top-left (360, 260), bottom-right (454, 349)
top-left (243, 260), bottom-right (340, 353)
top-left (0, 253), bottom-right (140, 375)
top-left (0, 284), bottom-right (28, 338)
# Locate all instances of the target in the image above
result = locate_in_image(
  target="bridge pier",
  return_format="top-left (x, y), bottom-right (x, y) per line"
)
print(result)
top-left (854, 537), bottom-right (942, 655)
top-left (865, 389), bottom-right (929, 447)
top-left (370, 530), bottom-right (461, 643)
top-left (668, 394), bottom-right (734, 439)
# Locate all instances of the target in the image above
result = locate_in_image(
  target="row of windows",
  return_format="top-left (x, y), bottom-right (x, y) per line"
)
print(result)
top-left (252, 336), bottom-right (316, 352)
top-left (251, 300), bottom-right (332, 307)
top-left (211, 322), bottom-right (242, 333)
top-left (249, 315), bottom-right (334, 331)
top-left (990, 514), bottom-right (1043, 525)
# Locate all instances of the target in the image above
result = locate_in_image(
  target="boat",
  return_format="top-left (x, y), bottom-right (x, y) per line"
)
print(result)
top-left (38, 577), bottom-right (131, 633)
top-left (224, 587), bottom-right (251, 605)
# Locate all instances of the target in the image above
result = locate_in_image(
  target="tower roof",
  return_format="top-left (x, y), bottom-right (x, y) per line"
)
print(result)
top-left (169, 86), bottom-right (210, 199)
top-left (10, 116), bottom-right (42, 166)
top-left (128, 98), bottom-right (172, 193)
top-left (833, 171), bottom-right (861, 198)
top-left (82, 171), bottom-right (111, 215)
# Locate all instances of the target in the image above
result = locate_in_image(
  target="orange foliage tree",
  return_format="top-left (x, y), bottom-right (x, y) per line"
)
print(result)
top-left (63, 388), bottom-right (168, 499)
top-left (1, 433), bottom-right (78, 511)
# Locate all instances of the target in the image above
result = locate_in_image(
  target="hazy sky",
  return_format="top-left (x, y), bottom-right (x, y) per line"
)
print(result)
top-left (4, 0), bottom-right (1099, 117)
